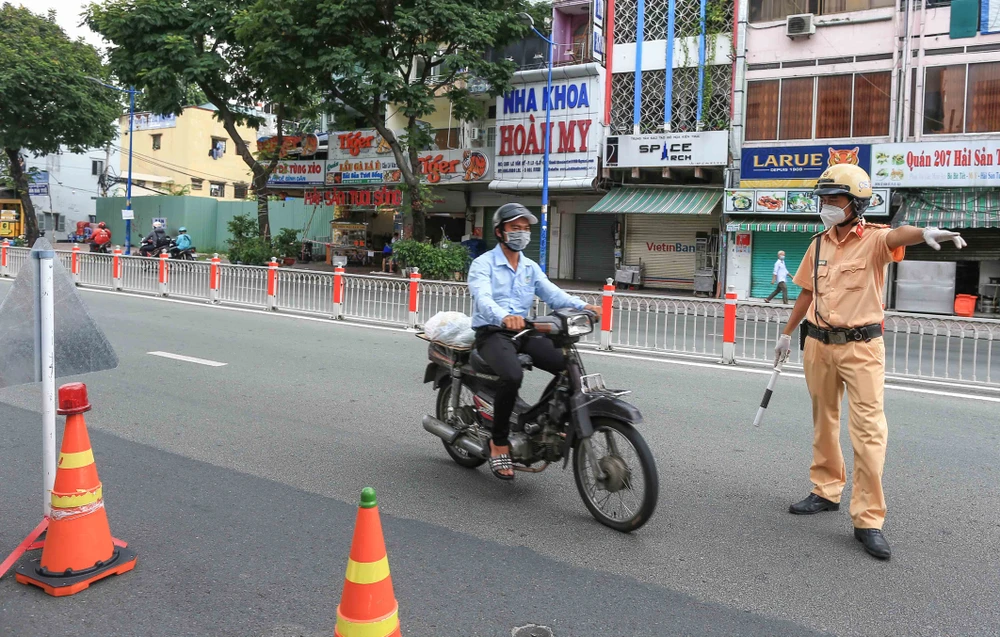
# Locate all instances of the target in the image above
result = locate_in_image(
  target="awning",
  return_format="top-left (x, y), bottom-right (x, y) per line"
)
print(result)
top-left (894, 189), bottom-right (1000, 229)
top-left (588, 187), bottom-right (720, 215)
top-left (726, 219), bottom-right (825, 233)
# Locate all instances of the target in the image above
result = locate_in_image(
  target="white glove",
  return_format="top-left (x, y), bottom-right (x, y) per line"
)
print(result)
top-left (922, 227), bottom-right (967, 251)
top-left (774, 334), bottom-right (791, 367)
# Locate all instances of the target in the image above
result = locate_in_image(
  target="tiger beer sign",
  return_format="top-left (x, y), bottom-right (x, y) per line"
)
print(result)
top-left (740, 144), bottom-right (873, 188)
top-left (325, 143), bottom-right (492, 186)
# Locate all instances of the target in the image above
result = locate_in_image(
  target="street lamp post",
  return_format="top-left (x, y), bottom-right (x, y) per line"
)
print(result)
top-left (518, 13), bottom-right (554, 275)
top-left (86, 77), bottom-right (140, 254)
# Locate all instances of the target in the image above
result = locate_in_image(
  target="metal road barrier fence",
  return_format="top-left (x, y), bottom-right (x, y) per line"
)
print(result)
top-left (2, 244), bottom-right (998, 388)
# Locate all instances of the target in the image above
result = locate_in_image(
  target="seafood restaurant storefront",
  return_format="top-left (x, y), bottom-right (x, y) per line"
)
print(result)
top-left (726, 144), bottom-right (888, 301)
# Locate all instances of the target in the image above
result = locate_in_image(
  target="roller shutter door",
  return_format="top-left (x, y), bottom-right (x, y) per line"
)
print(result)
top-left (750, 232), bottom-right (814, 300)
top-left (625, 215), bottom-right (717, 290)
top-left (573, 214), bottom-right (617, 282)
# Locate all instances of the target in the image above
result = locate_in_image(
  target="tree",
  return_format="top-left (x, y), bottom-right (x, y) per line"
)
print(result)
top-left (87, 0), bottom-right (317, 240)
top-left (0, 4), bottom-right (120, 245)
top-left (237, 0), bottom-right (547, 242)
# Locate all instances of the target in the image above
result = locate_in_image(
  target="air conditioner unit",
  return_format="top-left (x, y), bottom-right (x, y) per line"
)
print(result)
top-left (785, 13), bottom-right (816, 39)
top-left (468, 127), bottom-right (482, 141)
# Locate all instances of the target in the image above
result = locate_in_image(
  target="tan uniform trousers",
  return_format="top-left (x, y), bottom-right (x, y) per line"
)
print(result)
top-left (803, 335), bottom-right (888, 529)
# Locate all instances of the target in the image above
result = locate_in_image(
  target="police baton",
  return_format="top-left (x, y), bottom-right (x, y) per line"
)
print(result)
top-left (752, 360), bottom-right (785, 428)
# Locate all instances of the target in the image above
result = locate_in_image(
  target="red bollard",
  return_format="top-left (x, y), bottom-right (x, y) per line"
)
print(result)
top-left (408, 268), bottom-right (421, 329)
top-left (333, 265), bottom-right (344, 319)
top-left (158, 251), bottom-right (169, 296)
top-left (721, 286), bottom-right (737, 365)
top-left (266, 257), bottom-right (278, 310)
top-left (599, 278), bottom-right (615, 350)
top-left (1, 239), bottom-right (9, 277)
top-left (71, 245), bottom-right (80, 285)
top-left (210, 253), bottom-right (221, 304)
top-left (112, 246), bottom-right (123, 290)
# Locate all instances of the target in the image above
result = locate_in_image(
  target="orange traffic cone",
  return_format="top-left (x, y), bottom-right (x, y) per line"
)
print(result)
top-left (16, 383), bottom-right (137, 596)
top-left (335, 487), bottom-right (402, 637)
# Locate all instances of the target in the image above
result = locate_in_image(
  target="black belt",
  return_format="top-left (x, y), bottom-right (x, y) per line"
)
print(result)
top-left (805, 322), bottom-right (883, 344)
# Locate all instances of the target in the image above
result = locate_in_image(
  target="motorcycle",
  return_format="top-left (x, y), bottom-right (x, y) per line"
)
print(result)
top-left (89, 242), bottom-right (111, 254)
top-left (421, 308), bottom-right (659, 532)
top-left (138, 236), bottom-right (170, 258)
top-left (168, 240), bottom-right (196, 261)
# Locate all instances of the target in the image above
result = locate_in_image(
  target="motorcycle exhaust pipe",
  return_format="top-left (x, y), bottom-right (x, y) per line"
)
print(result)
top-left (422, 415), bottom-right (460, 444)
top-left (422, 415), bottom-right (488, 458)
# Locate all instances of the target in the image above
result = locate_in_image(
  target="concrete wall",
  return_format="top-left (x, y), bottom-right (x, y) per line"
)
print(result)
top-left (96, 196), bottom-right (334, 253)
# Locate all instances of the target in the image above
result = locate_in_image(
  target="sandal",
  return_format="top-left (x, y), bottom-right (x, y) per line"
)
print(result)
top-left (488, 452), bottom-right (515, 481)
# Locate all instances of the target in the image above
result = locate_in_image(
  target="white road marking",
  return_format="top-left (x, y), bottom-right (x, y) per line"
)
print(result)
top-left (77, 287), bottom-right (1000, 404)
top-left (148, 351), bottom-right (227, 367)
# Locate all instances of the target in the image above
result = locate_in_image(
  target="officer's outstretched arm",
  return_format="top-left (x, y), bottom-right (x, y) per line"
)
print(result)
top-left (782, 290), bottom-right (813, 337)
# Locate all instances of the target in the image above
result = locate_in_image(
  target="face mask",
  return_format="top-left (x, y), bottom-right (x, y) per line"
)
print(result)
top-left (503, 231), bottom-right (531, 252)
top-left (778, 256), bottom-right (784, 261)
top-left (820, 203), bottom-right (850, 229)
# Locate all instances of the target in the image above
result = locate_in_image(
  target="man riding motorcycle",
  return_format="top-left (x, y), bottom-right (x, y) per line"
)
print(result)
top-left (90, 222), bottom-right (112, 253)
top-left (141, 221), bottom-right (169, 256)
top-left (175, 226), bottom-right (193, 251)
top-left (467, 203), bottom-right (602, 480)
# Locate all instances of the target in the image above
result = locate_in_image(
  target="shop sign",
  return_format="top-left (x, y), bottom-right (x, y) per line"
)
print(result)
top-left (645, 241), bottom-right (697, 253)
top-left (28, 171), bottom-right (49, 197)
top-left (267, 160), bottom-right (326, 185)
top-left (326, 149), bottom-right (492, 186)
top-left (605, 132), bottom-right (728, 168)
top-left (739, 144), bottom-right (872, 188)
top-left (304, 187), bottom-right (402, 208)
top-left (328, 130), bottom-right (394, 161)
top-left (490, 68), bottom-right (605, 191)
top-left (734, 232), bottom-right (751, 254)
top-left (133, 113), bottom-right (176, 131)
top-left (724, 188), bottom-right (890, 215)
top-left (870, 141), bottom-right (1000, 188)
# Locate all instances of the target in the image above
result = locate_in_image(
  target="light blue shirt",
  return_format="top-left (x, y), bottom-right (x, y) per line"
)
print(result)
top-left (773, 258), bottom-right (789, 283)
top-left (176, 234), bottom-right (193, 250)
top-left (468, 244), bottom-right (587, 328)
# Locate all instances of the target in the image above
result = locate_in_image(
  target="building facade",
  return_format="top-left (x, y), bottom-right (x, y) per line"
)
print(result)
top-left (119, 107), bottom-right (258, 201)
top-left (726, 0), bottom-right (1000, 314)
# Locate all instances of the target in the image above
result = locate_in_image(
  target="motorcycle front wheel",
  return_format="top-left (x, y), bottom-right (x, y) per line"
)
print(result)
top-left (435, 383), bottom-right (487, 469)
top-left (573, 417), bottom-right (659, 533)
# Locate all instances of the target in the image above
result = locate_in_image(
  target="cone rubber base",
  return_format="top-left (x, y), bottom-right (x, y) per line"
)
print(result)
top-left (15, 546), bottom-right (137, 597)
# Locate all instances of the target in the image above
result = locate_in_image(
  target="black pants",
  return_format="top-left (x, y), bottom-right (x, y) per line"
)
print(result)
top-left (476, 332), bottom-right (566, 447)
top-left (766, 281), bottom-right (788, 304)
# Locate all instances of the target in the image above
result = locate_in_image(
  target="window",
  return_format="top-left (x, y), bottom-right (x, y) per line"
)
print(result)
top-left (190, 178), bottom-right (203, 191)
top-left (210, 137), bottom-right (226, 159)
top-left (923, 65), bottom-right (966, 135)
top-left (433, 128), bottom-right (460, 150)
top-left (152, 134), bottom-right (162, 150)
top-left (745, 80), bottom-right (779, 141)
top-left (966, 62), bottom-right (1000, 133)
top-left (233, 184), bottom-right (248, 199)
top-left (134, 180), bottom-right (146, 188)
top-left (745, 72), bottom-right (892, 141)
top-left (91, 160), bottom-right (104, 176)
top-left (779, 77), bottom-right (814, 140)
top-left (750, 0), bottom-right (893, 23)
top-left (210, 182), bottom-right (226, 198)
top-left (55, 214), bottom-right (65, 233)
top-left (816, 75), bottom-right (853, 139)
top-left (486, 126), bottom-right (497, 149)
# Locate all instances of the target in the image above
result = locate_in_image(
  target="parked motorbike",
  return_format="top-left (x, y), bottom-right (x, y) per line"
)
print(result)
top-left (421, 308), bottom-right (659, 532)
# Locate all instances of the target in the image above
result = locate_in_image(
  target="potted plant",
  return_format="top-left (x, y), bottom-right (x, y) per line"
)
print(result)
top-left (273, 228), bottom-right (302, 266)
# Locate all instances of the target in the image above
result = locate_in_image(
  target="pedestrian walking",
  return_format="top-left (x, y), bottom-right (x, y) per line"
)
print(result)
top-left (764, 251), bottom-right (789, 304)
top-left (773, 164), bottom-right (966, 560)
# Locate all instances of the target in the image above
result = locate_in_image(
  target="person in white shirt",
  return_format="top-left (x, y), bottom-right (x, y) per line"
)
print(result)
top-left (765, 250), bottom-right (789, 304)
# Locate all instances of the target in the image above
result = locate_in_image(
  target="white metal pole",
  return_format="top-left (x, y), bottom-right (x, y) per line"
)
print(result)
top-left (34, 249), bottom-right (57, 518)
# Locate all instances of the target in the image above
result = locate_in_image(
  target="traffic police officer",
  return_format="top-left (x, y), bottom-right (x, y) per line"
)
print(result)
top-left (774, 164), bottom-right (967, 560)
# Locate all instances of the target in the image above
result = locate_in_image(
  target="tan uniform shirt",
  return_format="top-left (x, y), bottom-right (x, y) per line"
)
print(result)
top-left (793, 222), bottom-right (905, 328)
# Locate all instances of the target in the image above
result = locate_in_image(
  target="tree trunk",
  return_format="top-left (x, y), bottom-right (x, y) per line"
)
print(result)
top-left (406, 146), bottom-right (426, 242)
top-left (5, 148), bottom-right (39, 246)
top-left (253, 171), bottom-right (270, 239)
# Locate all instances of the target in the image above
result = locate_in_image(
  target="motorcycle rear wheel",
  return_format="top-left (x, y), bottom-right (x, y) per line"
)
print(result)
top-left (435, 383), bottom-right (487, 469)
top-left (573, 418), bottom-right (659, 533)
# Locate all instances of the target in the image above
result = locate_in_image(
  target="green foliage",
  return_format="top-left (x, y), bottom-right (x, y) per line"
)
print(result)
top-left (236, 0), bottom-right (541, 240)
top-left (162, 182), bottom-right (192, 196)
top-left (273, 227), bottom-right (301, 258)
top-left (391, 239), bottom-right (471, 281)
top-left (0, 5), bottom-right (120, 155)
top-left (226, 213), bottom-right (275, 265)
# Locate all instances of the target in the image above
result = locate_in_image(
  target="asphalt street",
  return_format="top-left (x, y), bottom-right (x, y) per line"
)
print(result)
top-left (1, 280), bottom-right (998, 637)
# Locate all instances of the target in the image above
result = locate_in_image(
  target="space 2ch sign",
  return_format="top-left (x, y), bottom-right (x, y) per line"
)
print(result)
top-left (489, 65), bottom-right (605, 192)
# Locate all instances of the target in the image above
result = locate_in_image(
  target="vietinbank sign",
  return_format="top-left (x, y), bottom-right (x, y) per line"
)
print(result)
top-left (490, 64), bottom-right (605, 193)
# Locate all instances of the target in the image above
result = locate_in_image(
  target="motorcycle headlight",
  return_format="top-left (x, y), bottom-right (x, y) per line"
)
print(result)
top-left (566, 313), bottom-right (593, 336)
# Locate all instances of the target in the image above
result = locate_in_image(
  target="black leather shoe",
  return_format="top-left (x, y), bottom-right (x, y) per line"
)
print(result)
top-left (788, 493), bottom-right (840, 515)
top-left (854, 528), bottom-right (891, 560)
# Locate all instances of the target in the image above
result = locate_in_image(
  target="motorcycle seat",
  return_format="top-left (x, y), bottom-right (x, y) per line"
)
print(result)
top-left (469, 350), bottom-right (533, 375)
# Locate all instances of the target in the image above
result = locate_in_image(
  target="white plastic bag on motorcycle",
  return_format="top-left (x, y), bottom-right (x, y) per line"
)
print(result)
top-left (423, 311), bottom-right (476, 348)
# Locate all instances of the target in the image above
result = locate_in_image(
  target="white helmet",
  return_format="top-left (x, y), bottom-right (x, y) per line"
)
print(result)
top-left (153, 221), bottom-right (163, 229)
